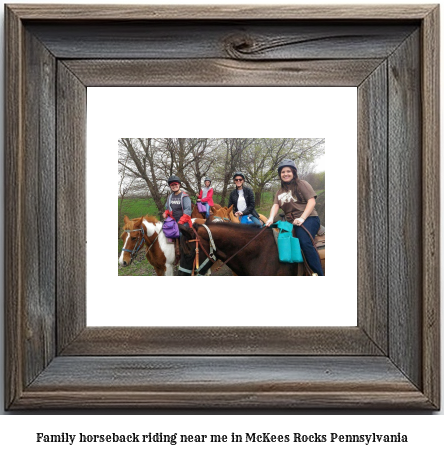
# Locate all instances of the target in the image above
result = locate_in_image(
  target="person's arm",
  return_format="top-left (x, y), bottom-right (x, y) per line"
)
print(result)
top-left (182, 195), bottom-right (192, 217)
top-left (201, 188), bottom-right (213, 203)
top-left (242, 188), bottom-right (255, 216)
top-left (293, 197), bottom-right (316, 226)
top-left (265, 203), bottom-right (279, 226)
top-left (197, 189), bottom-right (202, 202)
top-left (178, 195), bottom-right (193, 225)
top-left (228, 191), bottom-right (236, 212)
top-left (163, 195), bottom-right (171, 218)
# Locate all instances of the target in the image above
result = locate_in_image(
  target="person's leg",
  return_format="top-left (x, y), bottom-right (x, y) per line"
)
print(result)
top-left (250, 216), bottom-right (263, 227)
top-left (294, 217), bottom-right (323, 276)
top-left (204, 203), bottom-right (210, 218)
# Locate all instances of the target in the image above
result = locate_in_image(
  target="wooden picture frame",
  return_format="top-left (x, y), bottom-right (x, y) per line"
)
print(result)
top-left (5, 4), bottom-right (440, 410)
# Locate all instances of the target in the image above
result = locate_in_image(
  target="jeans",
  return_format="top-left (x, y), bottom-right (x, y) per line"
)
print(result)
top-left (241, 215), bottom-right (263, 226)
top-left (202, 202), bottom-right (210, 218)
top-left (293, 216), bottom-right (324, 276)
top-left (250, 216), bottom-right (263, 227)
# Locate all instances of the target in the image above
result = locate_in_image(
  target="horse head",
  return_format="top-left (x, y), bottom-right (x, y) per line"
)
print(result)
top-left (209, 205), bottom-right (231, 223)
top-left (119, 215), bottom-right (146, 267)
top-left (177, 223), bottom-right (214, 276)
top-left (226, 205), bottom-right (240, 223)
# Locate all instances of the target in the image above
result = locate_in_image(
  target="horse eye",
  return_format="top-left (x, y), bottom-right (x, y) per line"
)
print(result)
top-left (131, 237), bottom-right (137, 241)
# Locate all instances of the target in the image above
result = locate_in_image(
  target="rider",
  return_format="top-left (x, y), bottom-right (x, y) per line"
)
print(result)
top-left (197, 177), bottom-right (214, 218)
top-left (163, 175), bottom-right (193, 261)
top-left (265, 159), bottom-right (323, 276)
top-left (228, 172), bottom-right (262, 226)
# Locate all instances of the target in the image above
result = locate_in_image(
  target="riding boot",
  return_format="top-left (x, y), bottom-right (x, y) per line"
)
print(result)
top-left (174, 238), bottom-right (180, 265)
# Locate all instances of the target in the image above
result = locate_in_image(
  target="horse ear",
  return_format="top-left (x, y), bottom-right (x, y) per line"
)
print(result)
top-left (210, 206), bottom-right (216, 214)
top-left (124, 215), bottom-right (130, 224)
top-left (135, 216), bottom-right (144, 227)
top-left (227, 205), bottom-right (234, 214)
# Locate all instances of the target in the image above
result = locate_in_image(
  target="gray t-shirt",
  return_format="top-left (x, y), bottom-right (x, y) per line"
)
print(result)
top-left (166, 191), bottom-right (192, 222)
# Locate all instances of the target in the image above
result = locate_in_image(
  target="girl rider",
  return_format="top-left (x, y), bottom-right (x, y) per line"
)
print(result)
top-left (197, 177), bottom-right (214, 219)
top-left (228, 172), bottom-right (262, 226)
top-left (163, 175), bottom-right (193, 261)
top-left (265, 159), bottom-right (324, 276)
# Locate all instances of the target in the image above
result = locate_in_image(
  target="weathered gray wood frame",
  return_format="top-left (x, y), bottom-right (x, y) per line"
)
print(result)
top-left (4, 5), bottom-right (440, 409)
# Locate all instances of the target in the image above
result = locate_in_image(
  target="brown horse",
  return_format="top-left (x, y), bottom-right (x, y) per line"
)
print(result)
top-left (119, 215), bottom-right (176, 276)
top-left (192, 202), bottom-right (222, 219)
top-left (208, 206), bottom-right (325, 273)
top-left (179, 222), bottom-right (305, 276)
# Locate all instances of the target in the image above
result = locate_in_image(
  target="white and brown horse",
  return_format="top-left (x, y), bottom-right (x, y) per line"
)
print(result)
top-left (119, 215), bottom-right (176, 276)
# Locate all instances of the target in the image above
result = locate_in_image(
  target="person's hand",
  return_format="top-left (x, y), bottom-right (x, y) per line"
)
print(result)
top-left (197, 199), bottom-right (201, 202)
top-left (235, 211), bottom-right (243, 217)
top-left (265, 218), bottom-right (274, 227)
top-left (293, 217), bottom-right (305, 226)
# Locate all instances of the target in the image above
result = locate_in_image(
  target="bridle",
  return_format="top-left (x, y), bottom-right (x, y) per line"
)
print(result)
top-left (178, 224), bottom-right (217, 276)
top-left (122, 224), bottom-right (163, 263)
top-left (122, 227), bottom-right (146, 262)
top-left (211, 215), bottom-right (230, 222)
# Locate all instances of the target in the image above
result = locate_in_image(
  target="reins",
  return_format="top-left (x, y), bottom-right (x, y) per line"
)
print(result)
top-left (184, 224), bottom-right (217, 276)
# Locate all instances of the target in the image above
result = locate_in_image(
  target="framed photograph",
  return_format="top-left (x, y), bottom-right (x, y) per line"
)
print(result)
top-left (97, 88), bottom-right (354, 327)
top-left (5, 4), bottom-right (440, 409)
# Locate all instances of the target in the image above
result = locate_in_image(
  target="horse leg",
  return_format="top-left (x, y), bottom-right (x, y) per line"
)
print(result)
top-left (165, 263), bottom-right (174, 276)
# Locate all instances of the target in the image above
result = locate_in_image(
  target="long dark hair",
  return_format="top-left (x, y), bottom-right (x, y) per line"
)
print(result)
top-left (280, 167), bottom-right (303, 201)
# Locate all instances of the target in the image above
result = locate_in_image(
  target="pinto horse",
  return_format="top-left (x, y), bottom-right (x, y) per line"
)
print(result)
top-left (179, 222), bottom-right (305, 276)
top-left (119, 215), bottom-right (175, 276)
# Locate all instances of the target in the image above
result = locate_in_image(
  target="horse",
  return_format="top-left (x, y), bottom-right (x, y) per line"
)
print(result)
top-left (192, 202), bottom-right (222, 220)
top-left (225, 206), bottom-right (268, 225)
top-left (178, 222), bottom-right (306, 276)
top-left (119, 215), bottom-right (176, 276)
top-left (207, 207), bottom-right (325, 273)
top-left (191, 203), bottom-right (205, 219)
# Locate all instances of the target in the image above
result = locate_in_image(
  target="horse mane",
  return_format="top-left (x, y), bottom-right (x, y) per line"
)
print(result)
top-left (143, 215), bottom-right (159, 225)
top-left (204, 221), bottom-right (262, 232)
top-left (122, 215), bottom-right (158, 232)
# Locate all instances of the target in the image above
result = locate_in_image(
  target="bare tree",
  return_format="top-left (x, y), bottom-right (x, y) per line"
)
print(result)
top-left (242, 138), bottom-right (325, 207)
top-left (156, 138), bottom-right (219, 199)
top-left (118, 137), bottom-right (325, 216)
top-left (214, 138), bottom-right (255, 206)
top-left (118, 149), bottom-right (136, 236)
top-left (118, 138), bottom-right (166, 214)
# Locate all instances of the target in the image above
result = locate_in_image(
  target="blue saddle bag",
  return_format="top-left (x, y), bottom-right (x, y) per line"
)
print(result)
top-left (272, 221), bottom-right (303, 263)
top-left (241, 215), bottom-right (254, 225)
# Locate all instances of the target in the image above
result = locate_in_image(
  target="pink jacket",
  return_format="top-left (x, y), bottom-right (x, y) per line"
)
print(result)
top-left (198, 188), bottom-right (214, 206)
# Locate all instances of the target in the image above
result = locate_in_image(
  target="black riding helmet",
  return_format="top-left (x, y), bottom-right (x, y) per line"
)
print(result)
top-left (168, 175), bottom-right (181, 185)
top-left (277, 159), bottom-right (297, 176)
top-left (232, 172), bottom-right (245, 180)
top-left (203, 177), bottom-right (211, 184)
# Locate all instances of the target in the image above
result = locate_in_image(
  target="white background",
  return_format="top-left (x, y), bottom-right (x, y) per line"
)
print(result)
top-left (0, 0), bottom-right (442, 444)
top-left (88, 87), bottom-right (357, 326)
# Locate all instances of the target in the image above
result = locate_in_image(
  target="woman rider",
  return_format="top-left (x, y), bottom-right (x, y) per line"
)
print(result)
top-left (163, 175), bottom-right (192, 261)
top-left (228, 172), bottom-right (262, 226)
top-left (265, 159), bottom-right (324, 276)
top-left (197, 177), bottom-right (214, 219)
